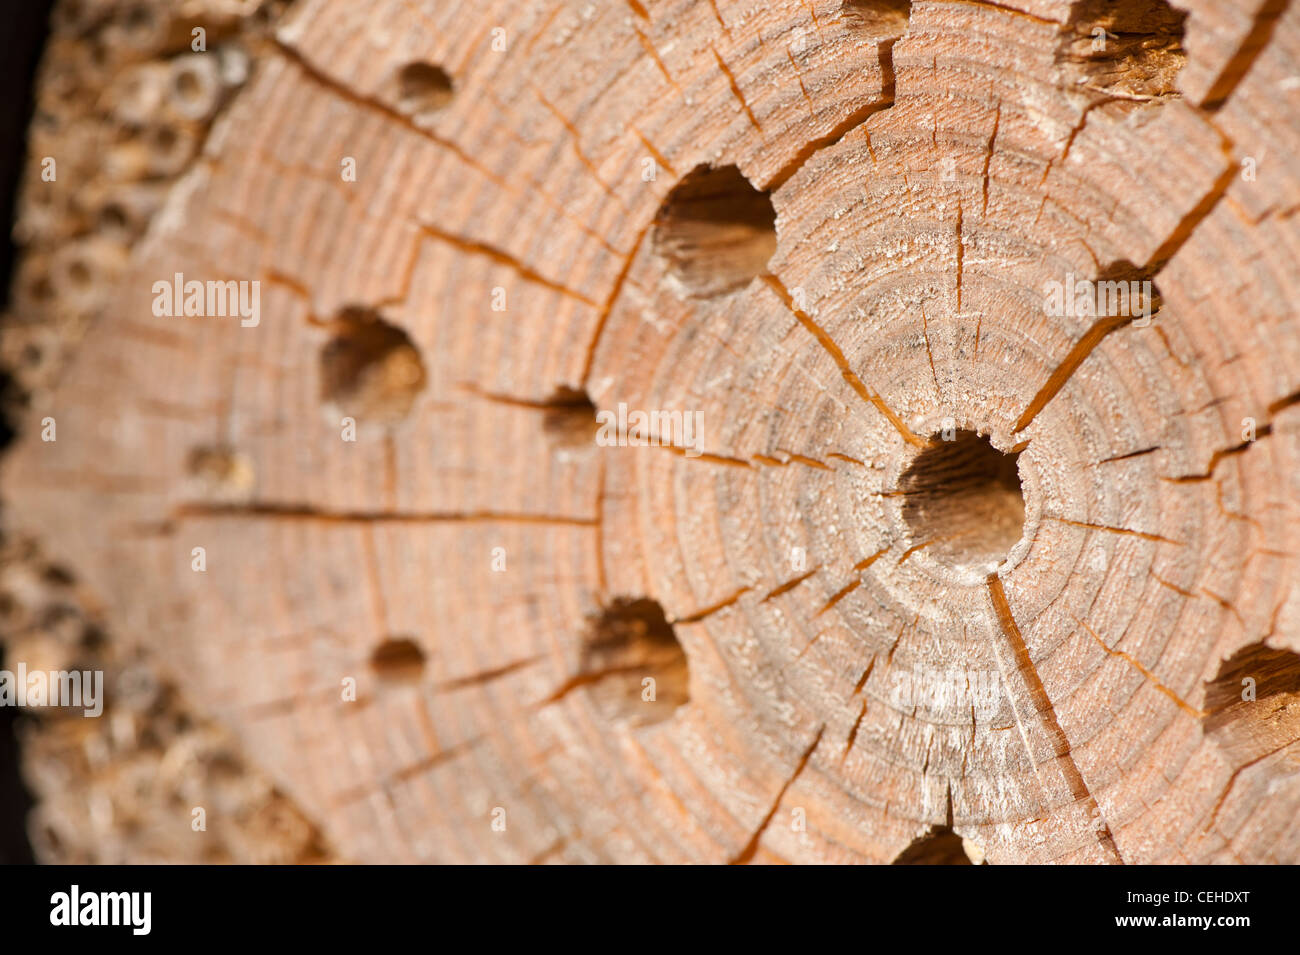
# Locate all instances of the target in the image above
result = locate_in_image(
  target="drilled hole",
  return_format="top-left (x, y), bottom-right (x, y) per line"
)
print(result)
top-left (899, 431), bottom-right (1025, 575)
top-left (320, 307), bottom-right (426, 426)
top-left (42, 564), bottom-right (75, 587)
top-left (580, 597), bottom-right (688, 726)
top-left (186, 445), bottom-right (255, 498)
top-left (396, 62), bottom-right (454, 116)
top-left (99, 203), bottom-right (129, 232)
top-left (67, 260), bottom-right (90, 288)
top-left (1204, 643), bottom-right (1300, 759)
top-left (26, 271), bottom-right (53, 303)
top-left (1058, 0), bottom-right (1186, 104)
top-left (652, 164), bottom-right (776, 298)
top-left (369, 636), bottom-right (426, 681)
top-left (119, 3), bottom-right (159, 44)
top-left (842, 0), bottom-right (911, 40)
top-left (542, 386), bottom-right (598, 448)
top-left (175, 68), bottom-right (200, 101)
top-left (892, 827), bottom-right (983, 864)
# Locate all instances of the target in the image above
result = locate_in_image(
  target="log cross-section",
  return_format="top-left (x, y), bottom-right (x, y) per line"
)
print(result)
top-left (5, 0), bottom-right (1300, 864)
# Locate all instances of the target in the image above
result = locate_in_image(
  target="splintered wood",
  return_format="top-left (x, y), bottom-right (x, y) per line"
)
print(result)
top-left (5, 0), bottom-right (1300, 863)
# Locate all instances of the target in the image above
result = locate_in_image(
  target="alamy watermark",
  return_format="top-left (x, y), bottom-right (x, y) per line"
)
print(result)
top-left (50, 885), bottom-right (150, 935)
top-left (0, 663), bottom-right (103, 717)
top-left (152, 272), bottom-right (260, 327)
top-left (595, 402), bottom-right (704, 457)
top-left (1043, 272), bottom-right (1155, 326)
top-left (887, 667), bottom-right (1004, 718)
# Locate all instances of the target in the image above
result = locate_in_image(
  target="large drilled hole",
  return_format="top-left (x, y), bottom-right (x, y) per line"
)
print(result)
top-left (1058, 0), bottom-right (1186, 104)
top-left (1203, 643), bottom-right (1300, 760)
top-left (579, 597), bottom-right (687, 726)
top-left (652, 164), bottom-right (776, 298)
top-left (892, 827), bottom-right (984, 865)
top-left (898, 431), bottom-right (1025, 575)
top-left (842, 0), bottom-right (911, 40)
top-left (320, 307), bottom-right (426, 427)
top-left (395, 62), bottom-right (454, 116)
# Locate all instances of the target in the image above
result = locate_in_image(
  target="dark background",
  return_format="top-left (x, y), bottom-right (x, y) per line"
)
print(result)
top-left (0, 0), bottom-right (57, 865)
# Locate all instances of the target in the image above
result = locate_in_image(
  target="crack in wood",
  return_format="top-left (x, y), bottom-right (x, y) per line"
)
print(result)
top-left (762, 567), bottom-right (822, 602)
top-left (173, 502), bottom-right (598, 526)
top-left (986, 574), bottom-right (1124, 863)
top-left (730, 724), bottom-right (825, 863)
top-left (417, 223), bottom-right (600, 306)
top-left (580, 224), bottom-right (650, 385)
top-left (672, 587), bottom-right (753, 624)
top-left (711, 47), bottom-right (762, 132)
top-left (761, 273), bottom-right (929, 446)
top-left (434, 656), bottom-right (544, 692)
top-left (1049, 516), bottom-right (1181, 544)
top-left (272, 37), bottom-right (622, 256)
top-left (1202, 0), bottom-right (1293, 110)
top-left (1073, 615), bottom-right (1205, 718)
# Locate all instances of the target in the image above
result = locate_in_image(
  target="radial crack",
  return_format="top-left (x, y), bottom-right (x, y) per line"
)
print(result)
top-left (418, 223), bottom-right (599, 306)
top-left (986, 574), bottom-right (1123, 862)
top-left (761, 273), bottom-right (928, 446)
top-left (711, 47), bottom-right (762, 132)
top-left (1201, 0), bottom-right (1292, 110)
top-left (581, 225), bottom-right (650, 384)
top-left (1018, 148), bottom-right (1235, 436)
top-left (818, 578), bottom-right (861, 616)
top-left (174, 502), bottom-right (597, 526)
top-left (1049, 516), bottom-right (1180, 544)
top-left (435, 656), bottom-right (544, 692)
top-left (673, 587), bottom-right (753, 624)
top-left (762, 568), bottom-right (821, 602)
top-left (1074, 616), bottom-right (1205, 717)
top-left (766, 98), bottom-right (895, 190)
top-left (730, 725), bottom-right (825, 863)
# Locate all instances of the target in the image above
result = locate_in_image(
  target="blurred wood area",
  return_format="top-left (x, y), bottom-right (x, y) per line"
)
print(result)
top-left (1, 0), bottom-right (334, 865)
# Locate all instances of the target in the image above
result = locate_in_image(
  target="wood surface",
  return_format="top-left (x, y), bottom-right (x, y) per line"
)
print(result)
top-left (5, 0), bottom-right (1300, 863)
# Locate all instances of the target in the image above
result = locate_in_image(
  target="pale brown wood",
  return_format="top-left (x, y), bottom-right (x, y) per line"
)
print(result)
top-left (5, 0), bottom-right (1300, 863)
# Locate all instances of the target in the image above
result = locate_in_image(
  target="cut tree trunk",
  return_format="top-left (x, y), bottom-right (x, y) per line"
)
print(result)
top-left (5, 0), bottom-right (1300, 863)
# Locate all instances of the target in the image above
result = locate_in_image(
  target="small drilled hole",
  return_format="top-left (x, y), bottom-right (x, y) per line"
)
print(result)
top-left (396, 62), bottom-right (454, 116)
top-left (370, 636), bottom-right (426, 681)
top-left (542, 386), bottom-right (598, 447)
top-left (119, 3), bottom-right (158, 44)
top-left (151, 124), bottom-right (177, 151)
top-left (99, 203), bottom-right (129, 232)
top-left (898, 431), bottom-right (1025, 575)
top-left (174, 68), bottom-right (201, 102)
top-left (652, 164), bottom-right (776, 298)
top-left (892, 827), bottom-right (983, 865)
top-left (27, 273), bottom-right (53, 302)
top-left (320, 307), bottom-right (426, 426)
top-left (1058, 0), bottom-right (1186, 104)
top-left (42, 564), bottom-right (76, 586)
top-left (186, 445), bottom-right (255, 497)
top-left (842, 0), bottom-right (911, 40)
top-left (67, 260), bottom-right (91, 287)
top-left (580, 597), bottom-right (687, 726)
